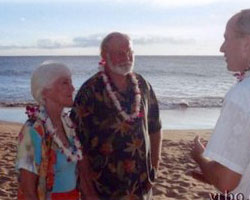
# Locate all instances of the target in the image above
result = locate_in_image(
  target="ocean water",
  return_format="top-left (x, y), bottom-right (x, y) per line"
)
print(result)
top-left (0, 56), bottom-right (235, 109)
top-left (0, 56), bottom-right (235, 129)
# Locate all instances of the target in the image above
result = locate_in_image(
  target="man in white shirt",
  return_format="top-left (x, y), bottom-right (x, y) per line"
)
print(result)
top-left (191, 9), bottom-right (250, 199)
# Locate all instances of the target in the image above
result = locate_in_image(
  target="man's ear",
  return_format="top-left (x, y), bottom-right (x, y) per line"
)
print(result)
top-left (42, 88), bottom-right (49, 99)
top-left (243, 36), bottom-right (250, 57)
top-left (101, 49), bottom-right (108, 62)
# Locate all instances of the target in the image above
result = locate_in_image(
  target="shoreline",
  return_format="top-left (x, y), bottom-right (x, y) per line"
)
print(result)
top-left (0, 119), bottom-right (213, 135)
top-left (0, 107), bottom-right (220, 130)
top-left (0, 121), bottom-right (216, 199)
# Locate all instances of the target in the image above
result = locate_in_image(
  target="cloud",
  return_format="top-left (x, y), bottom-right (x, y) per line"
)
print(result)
top-left (0, 34), bottom-right (196, 50)
top-left (73, 34), bottom-right (103, 47)
top-left (133, 36), bottom-right (195, 45)
top-left (0, 44), bottom-right (31, 50)
top-left (37, 39), bottom-right (63, 49)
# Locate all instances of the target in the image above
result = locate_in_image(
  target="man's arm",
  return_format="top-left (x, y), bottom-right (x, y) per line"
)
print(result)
top-left (146, 82), bottom-right (162, 170)
top-left (191, 136), bottom-right (241, 192)
top-left (150, 130), bottom-right (162, 170)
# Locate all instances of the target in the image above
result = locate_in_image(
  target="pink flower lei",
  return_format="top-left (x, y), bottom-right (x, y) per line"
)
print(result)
top-left (98, 60), bottom-right (142, 122)
top-left (234, 68), bottom-right (250, 82)
top-left (25, 105), bottom-right (83, 162)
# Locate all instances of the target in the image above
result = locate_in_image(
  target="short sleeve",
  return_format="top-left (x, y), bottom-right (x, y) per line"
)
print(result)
top-left (203, 99), bottom-right (250, 174)
top-left (147, 83), bottom-right (162, 134)
top-left (16, 122), bottom-right (42, 174)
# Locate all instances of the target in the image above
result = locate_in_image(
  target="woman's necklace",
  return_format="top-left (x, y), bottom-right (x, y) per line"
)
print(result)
top-left (37, 106), bottom-right (83, 162)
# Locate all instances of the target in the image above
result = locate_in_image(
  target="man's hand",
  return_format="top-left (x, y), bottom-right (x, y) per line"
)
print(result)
top-left (78, 158), bottom-right (99, 200)
top-left (189, 136), bottom-right (211, 184)
top-left (191, 136), bottom-right (205, 163)
top-left (189, 136), bottom-right (241, 192)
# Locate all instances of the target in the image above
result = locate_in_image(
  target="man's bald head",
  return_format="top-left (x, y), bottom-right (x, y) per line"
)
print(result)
top-left (231, 9), bottom-right (250, 38)
top-left (100, 32), bottom-right (131, 56)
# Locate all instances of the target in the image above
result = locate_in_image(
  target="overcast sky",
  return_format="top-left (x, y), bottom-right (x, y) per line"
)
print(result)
top-left (0, 0), bottom-right (249, 55)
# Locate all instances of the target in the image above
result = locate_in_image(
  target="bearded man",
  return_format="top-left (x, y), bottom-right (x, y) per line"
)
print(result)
top-left (71, 32), bottom-right (162, 200)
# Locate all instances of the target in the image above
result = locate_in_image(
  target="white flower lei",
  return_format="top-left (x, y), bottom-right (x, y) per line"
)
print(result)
top-left (99, 65), bottom-right (141, 121)
top-left (38, 106), bottom-right (83, 162)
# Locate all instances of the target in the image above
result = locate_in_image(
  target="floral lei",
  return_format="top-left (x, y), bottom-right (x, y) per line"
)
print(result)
top-left (26, 105), bottom-right (83, 162)
top-left (99, 60), bottom-right (141, 122)
top-left (233, 68), bottom-right (250, 82)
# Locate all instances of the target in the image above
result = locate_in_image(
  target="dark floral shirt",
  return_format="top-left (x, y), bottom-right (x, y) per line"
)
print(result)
top-left (70, 72), bottom-right (161, 200)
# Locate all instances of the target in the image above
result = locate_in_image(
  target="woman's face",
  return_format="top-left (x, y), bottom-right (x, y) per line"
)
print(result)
top-left (44, 75), bottom-right (75, 107)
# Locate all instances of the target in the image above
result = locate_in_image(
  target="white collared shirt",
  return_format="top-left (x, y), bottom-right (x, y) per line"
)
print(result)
top-left (204, 74), bottom-right (250, 197)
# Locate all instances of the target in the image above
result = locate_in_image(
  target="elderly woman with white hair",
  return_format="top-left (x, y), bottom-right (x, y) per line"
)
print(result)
top-left (16, 61), bottom-right (83, 200)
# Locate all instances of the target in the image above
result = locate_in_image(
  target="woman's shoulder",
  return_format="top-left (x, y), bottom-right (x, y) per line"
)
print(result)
top-left (20, 118), bottom-right (45, 140)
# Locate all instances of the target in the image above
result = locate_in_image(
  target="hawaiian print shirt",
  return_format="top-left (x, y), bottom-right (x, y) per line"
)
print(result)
top-left (71, 72), bottom-right (161, 200)
top-left (16, 111), bottom-right (78, 200)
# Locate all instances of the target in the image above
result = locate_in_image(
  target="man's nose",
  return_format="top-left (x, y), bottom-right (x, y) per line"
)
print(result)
top-left (220, 42), bottom-right (225, 53)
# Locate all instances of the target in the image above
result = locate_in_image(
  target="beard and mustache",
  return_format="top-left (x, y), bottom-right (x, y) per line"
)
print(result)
top-left (106, 56), bottom-right (134, 76)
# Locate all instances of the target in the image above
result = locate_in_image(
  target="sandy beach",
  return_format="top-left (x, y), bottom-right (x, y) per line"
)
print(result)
top-left (0, 121), bottom-right (217, 200)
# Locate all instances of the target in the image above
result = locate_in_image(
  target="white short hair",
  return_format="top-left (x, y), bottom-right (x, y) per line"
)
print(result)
top-left (31, 61), bottom-right (71, 105)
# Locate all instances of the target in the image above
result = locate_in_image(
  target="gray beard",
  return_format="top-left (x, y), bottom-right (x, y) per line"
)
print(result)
top-left (109, 63), bottom-right (134, 75)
